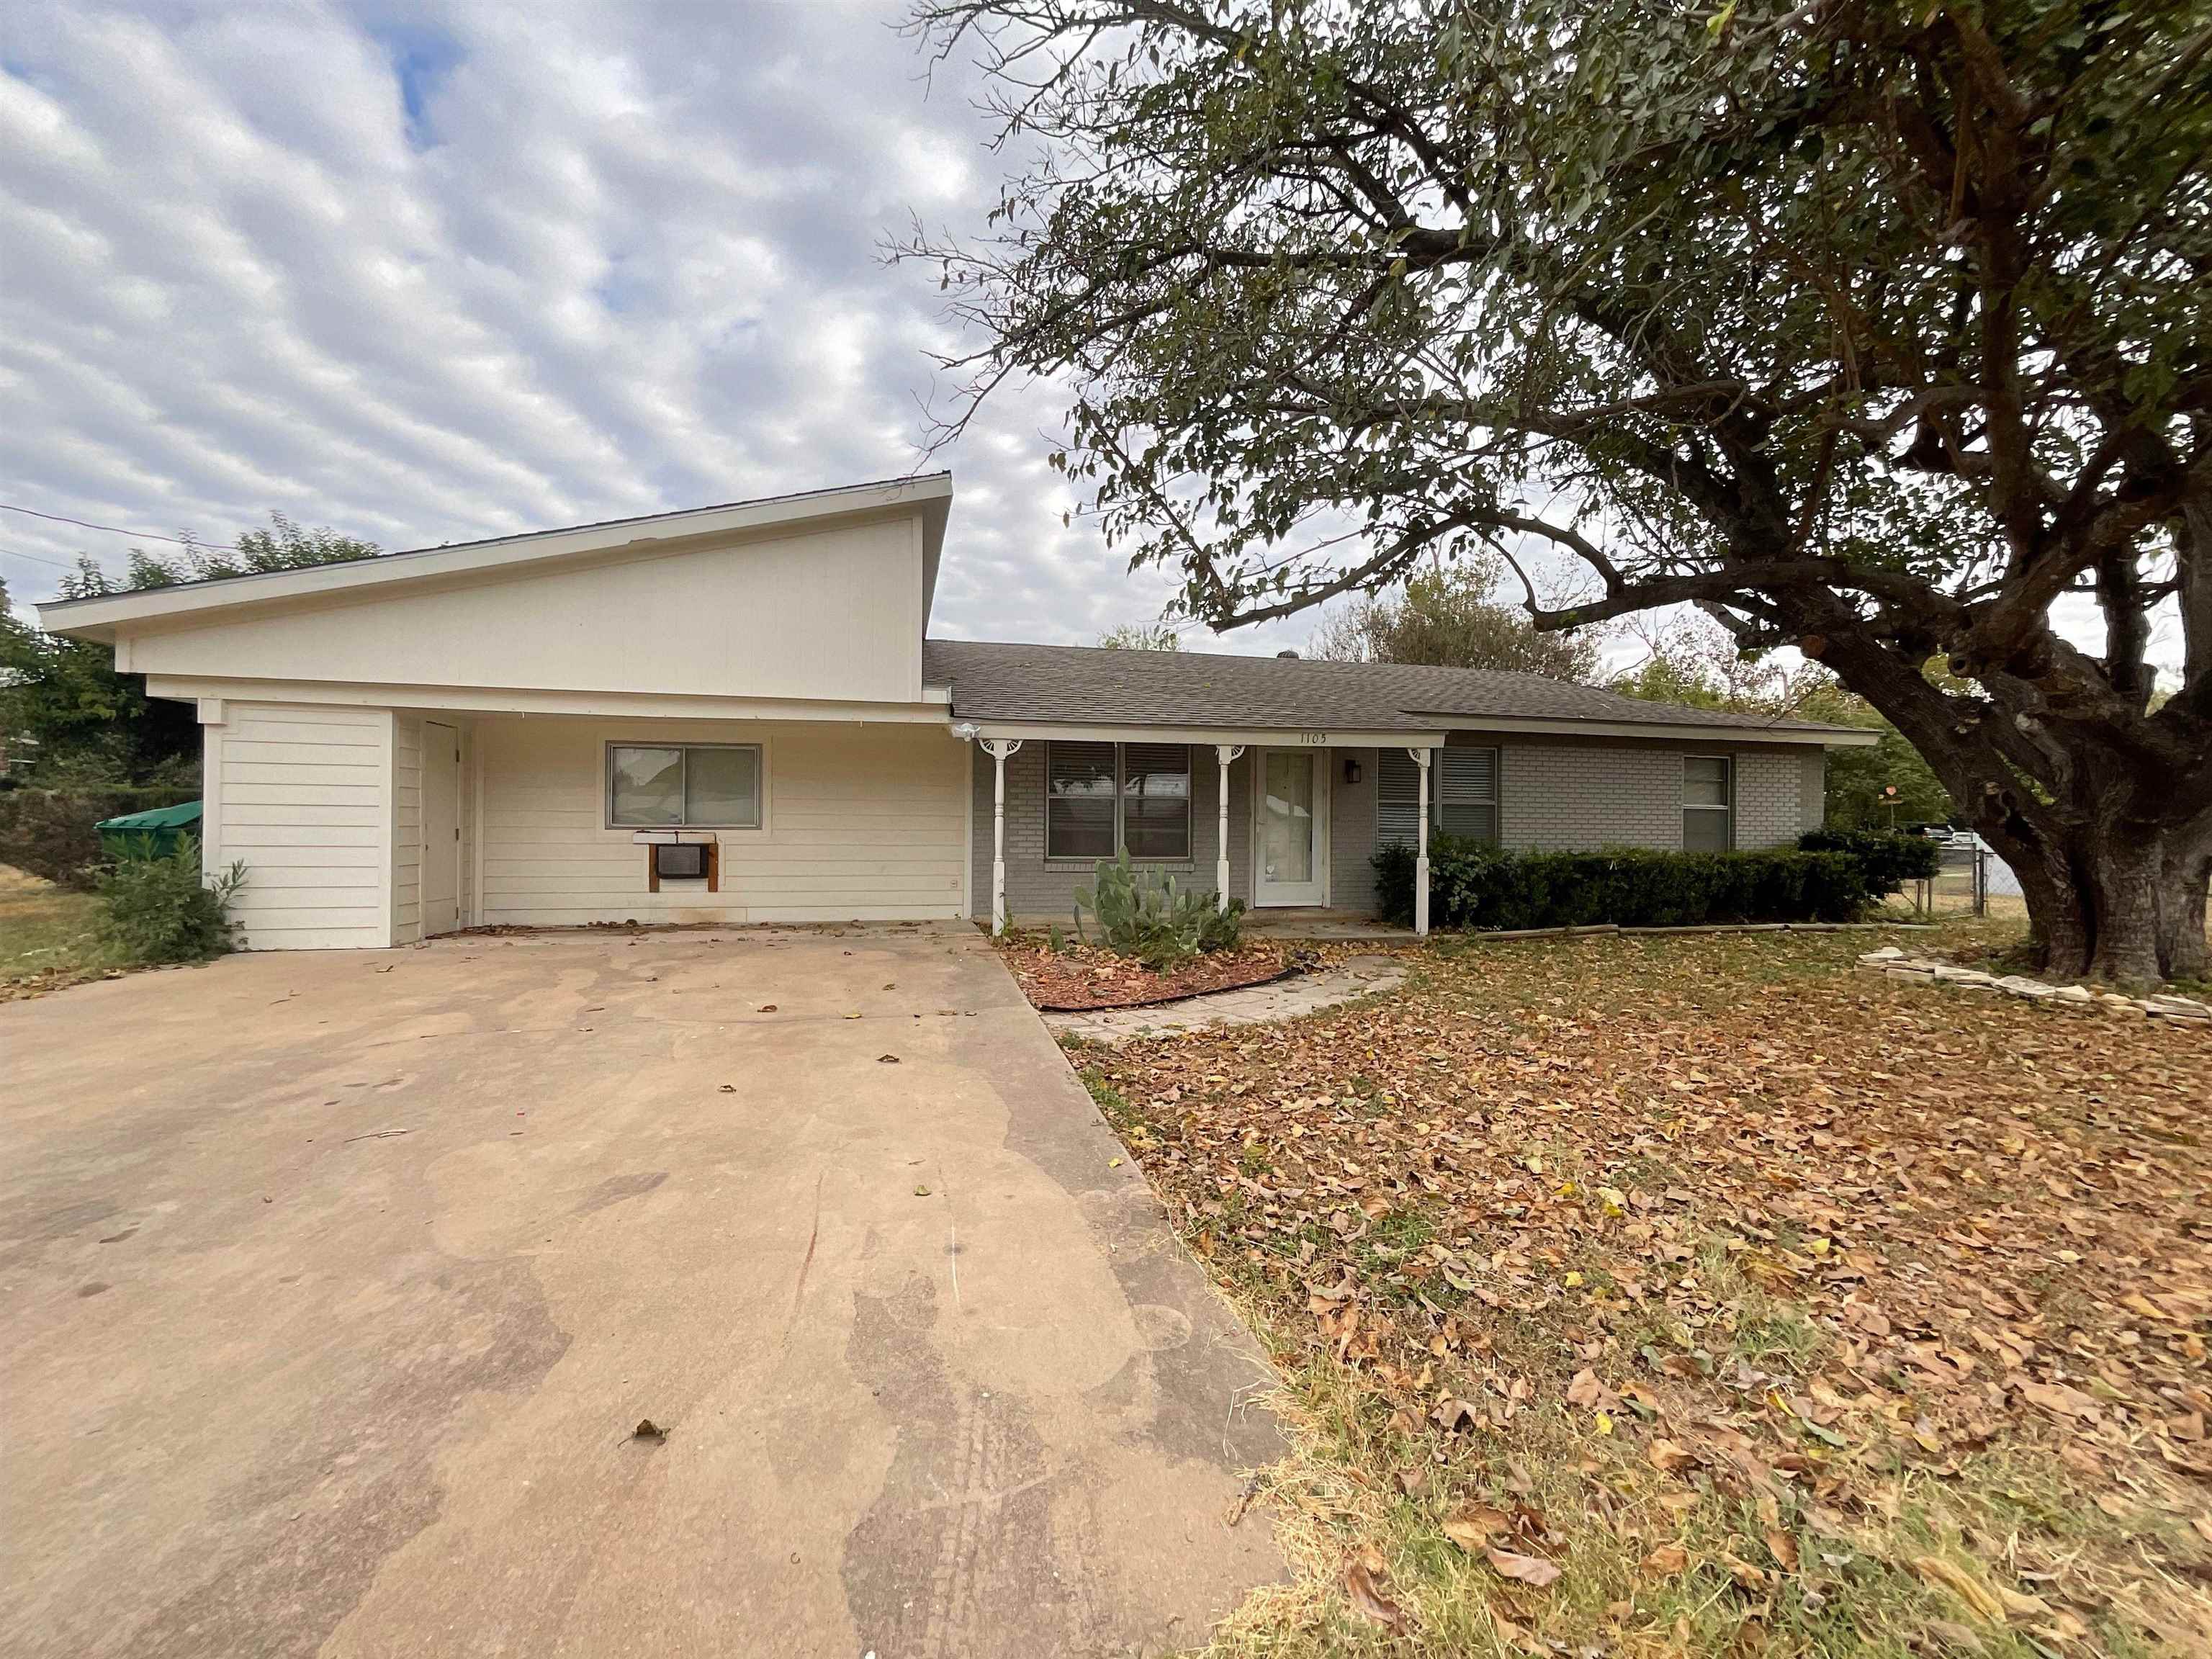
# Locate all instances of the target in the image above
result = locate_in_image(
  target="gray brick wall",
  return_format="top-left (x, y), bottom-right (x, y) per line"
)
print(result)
top-left (972, 733), bottom-right (1822, 920)
top-left (1493, 734), bottom-right (1817, 853)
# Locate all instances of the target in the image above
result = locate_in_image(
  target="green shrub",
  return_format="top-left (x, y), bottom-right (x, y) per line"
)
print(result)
top-left (96, 837), bottom-right (246, 963)
top-left (1370, 837), bottom-right (1889, 930)
top-left (0, 786), bottom-right (199, 888)
top-left (1796, 827), bottom-right (1941, 886)
top-left (1074, 848), bottom-right (1246, 969)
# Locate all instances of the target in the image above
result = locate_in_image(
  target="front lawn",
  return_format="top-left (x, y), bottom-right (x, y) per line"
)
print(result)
top-left (1081, 922), bottom-right (2211, 1656)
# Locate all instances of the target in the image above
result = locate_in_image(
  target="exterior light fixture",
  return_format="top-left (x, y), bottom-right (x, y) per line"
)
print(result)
top-left (1344, 758), bottom-right (1362, 784)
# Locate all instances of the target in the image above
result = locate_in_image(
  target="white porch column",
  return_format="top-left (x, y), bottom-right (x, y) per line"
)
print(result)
top-left (1213, 744), bottom-right (1245, 909)
top-left (1410, 746), bottom-right (1432, 937)
top-left (979, 739), bottom-right (1022, 935)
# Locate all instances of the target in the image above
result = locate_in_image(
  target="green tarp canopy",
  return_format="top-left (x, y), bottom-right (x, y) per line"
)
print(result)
top-left (96, 799), bottom-right (202, 858)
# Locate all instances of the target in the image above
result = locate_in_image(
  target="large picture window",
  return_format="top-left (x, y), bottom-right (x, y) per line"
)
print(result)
top-left (608, 743), bottom-right (762, 829)
top-left (1682, 755), bottom-right (1734, 851)
top-left (1046, 741), bottom-right (1191, 860)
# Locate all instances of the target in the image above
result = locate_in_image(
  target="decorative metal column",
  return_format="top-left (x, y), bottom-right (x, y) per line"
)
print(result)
top-left (980, 738), bottom-right (1022, 934)
top-left (1409, 746), bottom-right (1432, 936)
top-left (1213, 745), bottom-right (1245, 910)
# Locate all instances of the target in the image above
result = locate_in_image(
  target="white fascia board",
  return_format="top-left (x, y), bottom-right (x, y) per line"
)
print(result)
top-left (963, 716), bottom-right (1872, 748)
top-left (961, 721), bottom-right (1450, 747)
top-left (38, 473), bottom-right (955, 638)
top-left (1416, 715), bottom-right (1879, 747)
top-left (142, 675), bottom-right (956, 724)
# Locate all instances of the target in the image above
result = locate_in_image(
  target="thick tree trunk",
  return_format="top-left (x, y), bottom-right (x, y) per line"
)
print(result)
top-left (2000, 813), bottom-right (2212, 989)
top-left (2159, 827), bottom-right (2212, 984)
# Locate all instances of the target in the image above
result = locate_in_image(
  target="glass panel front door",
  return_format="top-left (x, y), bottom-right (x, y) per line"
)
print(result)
top-left (1256, 750), bottom-right (1326, 905)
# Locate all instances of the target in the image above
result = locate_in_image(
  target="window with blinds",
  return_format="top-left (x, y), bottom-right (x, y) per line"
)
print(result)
top-left (1046, 741), bottom-right (1192, 860)
top-left (1045, 742), bottom-right (1118, 859)
top-left (1120, 743), bottom-right (1192, 859)
top-left (1377, 746), bottom-right (1500, 846)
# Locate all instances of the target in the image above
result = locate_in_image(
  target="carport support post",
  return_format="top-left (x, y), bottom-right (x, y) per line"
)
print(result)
top-left (980, 738), bottom-right (1022, 935)
top-left (1213, 745), bottom-right (1244, 909)
top-left (1410, 747), bottom-right (1431, 937)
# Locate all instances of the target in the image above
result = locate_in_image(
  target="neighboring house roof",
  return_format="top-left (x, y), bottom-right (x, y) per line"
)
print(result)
top-left (923, 639), bottom-right (1871, 745)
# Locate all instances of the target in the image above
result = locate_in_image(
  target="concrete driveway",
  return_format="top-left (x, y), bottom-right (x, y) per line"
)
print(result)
top-left (1, 925), bottom-right (1283, 1658)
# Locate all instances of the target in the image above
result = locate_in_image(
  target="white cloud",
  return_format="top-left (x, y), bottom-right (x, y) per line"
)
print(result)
top-left (1, 0), bottom-right (1284, 644)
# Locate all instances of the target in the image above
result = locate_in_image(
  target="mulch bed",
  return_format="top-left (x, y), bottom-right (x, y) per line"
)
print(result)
top-left (997, 938), bottom-right (1295, 1011)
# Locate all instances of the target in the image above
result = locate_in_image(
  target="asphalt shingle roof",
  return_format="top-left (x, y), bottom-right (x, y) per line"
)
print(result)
top-left (921, 639), bottom-right (1854, 737)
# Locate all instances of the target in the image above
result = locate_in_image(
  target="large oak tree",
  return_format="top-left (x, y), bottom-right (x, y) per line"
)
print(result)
top-left (902, 0), bottom-right (2212, 984)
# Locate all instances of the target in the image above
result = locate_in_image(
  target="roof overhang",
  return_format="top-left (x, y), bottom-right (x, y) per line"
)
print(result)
top-left (953, 720), bottom-right (1449, 748)
top-left (37, 472), bottom-right (954, 642)
top-left (1403, 714), bottom-right (1879, 747)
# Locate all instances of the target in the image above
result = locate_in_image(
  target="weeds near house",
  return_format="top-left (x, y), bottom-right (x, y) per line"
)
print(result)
top-left (1085, 924), bottom-right (2211, 1655)
top-left (96, 837), bottom-right (245, 963)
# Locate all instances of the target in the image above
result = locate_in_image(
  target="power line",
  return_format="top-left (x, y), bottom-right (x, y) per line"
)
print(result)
top-left (0, 545), bottom-right (80, 570)
top-left (0, 502), bottom-right (235, 552)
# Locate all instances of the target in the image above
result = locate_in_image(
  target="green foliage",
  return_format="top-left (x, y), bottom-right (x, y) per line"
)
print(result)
top-left (1308, 563), bottom-right (1603, 680)
top-left (55, 512), bottom-right (379, 595)
top-left (1797, 827), bottom-right (1941, 889)
top-left (1094, 622), bottom-right (1182, 650)
top-left (95, 836), bottom-right (245, 963)
top-left (0, 786), bottom-right (202, 888)
top-left (1371, 837), bottom-right (1894, 931)
top-left (1074, 847), bottom-right (1246, 968)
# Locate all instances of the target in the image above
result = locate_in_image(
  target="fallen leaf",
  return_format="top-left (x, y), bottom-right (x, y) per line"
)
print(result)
top-left (1442, 1506), bottom-right (1511, 1550)
top-left (1343, 1556), bottom-right (1407, 1630)
top-left (1647, 1439), bottom-right (1696, 1475)
top-left (877, 1054), bottom-right (901, 1064)
top-left (1641, 1543), bottom-right (1689, 1575)
top-left (2016, 1379), bottom-right (2101, 1422)
top-left (1764, 1529), bottom-right (1799, 1572)
top-left (912, 1184), bottom-right (931, 1197)
top-left (1912, 1555), bottom-right (2007, 1624)
top-left (631, 1419), bottom-right (667, 1442)
top-left (1485, 1547), bottom-right (1563, 1588)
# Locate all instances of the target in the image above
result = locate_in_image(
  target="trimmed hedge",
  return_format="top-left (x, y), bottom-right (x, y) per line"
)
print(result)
top-left (1371, 832), bottom-right (1932, 931)
top-left (0, 786), bottom-right (201, 889)
top-left (1795, 826), bottom-right (1941, 886)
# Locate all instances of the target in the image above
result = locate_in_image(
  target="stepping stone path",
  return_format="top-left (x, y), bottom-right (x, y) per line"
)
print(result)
top-left (1045, 953), bottom-right (1407, 1044)
top-left (1856, 946), bottom-right (2211, 1025)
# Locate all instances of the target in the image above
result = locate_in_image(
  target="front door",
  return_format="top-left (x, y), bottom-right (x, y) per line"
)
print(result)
top-left (423, 721), bottom-right (461, 936)
top-left (1254, 749), bottom-right (1328, 907)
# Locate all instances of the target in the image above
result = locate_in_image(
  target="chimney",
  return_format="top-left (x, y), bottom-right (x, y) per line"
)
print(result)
top-left (1276, 649), bottom-right (1300, 660)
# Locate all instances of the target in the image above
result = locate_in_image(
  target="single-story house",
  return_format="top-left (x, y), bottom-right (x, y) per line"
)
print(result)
top-left (39, 473), bottom-right (1872, 949)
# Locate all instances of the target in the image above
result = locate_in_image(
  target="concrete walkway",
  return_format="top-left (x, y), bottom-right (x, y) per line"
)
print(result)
top-left (0, 925), bottom-right (1284, 1658)
top-left (1047, 953), bottom-right (1408, 1043)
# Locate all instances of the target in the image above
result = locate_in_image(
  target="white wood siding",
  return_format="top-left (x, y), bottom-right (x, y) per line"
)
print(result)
top-left (124, 516), bottom-right (926, 705)
top-left (392, 715), bottom-right (422, 945)
top-left (213, 703), bottom-right (392, 950)
top-left (479, 719), bottom-right (968, 926)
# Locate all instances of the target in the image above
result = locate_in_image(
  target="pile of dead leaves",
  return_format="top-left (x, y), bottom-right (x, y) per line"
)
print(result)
top-left (1087, 929), bottom-right (2211, 1655)
top-left (998, 935), bottom-right (1292, 1011)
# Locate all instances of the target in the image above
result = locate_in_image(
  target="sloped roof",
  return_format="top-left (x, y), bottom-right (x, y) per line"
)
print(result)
top-left (922, 639), bottom-right (1860, 741)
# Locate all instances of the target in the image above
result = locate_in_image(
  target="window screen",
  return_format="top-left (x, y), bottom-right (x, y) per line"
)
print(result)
top-left (609, 744), bottom-right (761, 828)
top-left (1046, 742), bottom-right (1118, 859)
top-left (1120, 744), bottom-right (1191, 859)
top-left (1683, 755), bottom-right (1733, 851)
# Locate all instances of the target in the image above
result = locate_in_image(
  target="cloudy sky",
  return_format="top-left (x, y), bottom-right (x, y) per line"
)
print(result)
top-left (0, 0), bottom-right (1325, 652)
top-left (0, 1), bottom-right (2171, 676)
